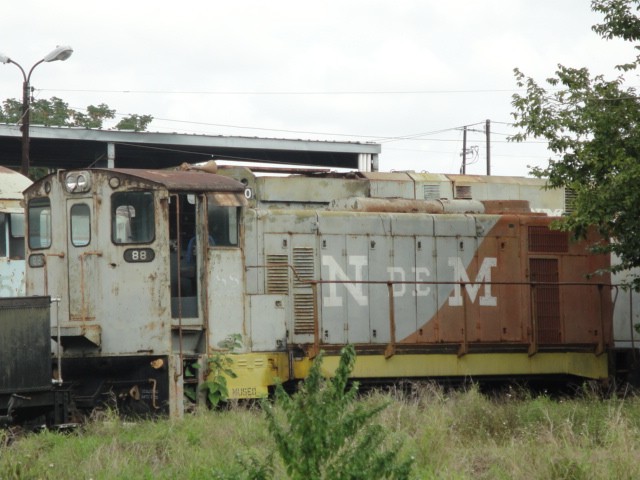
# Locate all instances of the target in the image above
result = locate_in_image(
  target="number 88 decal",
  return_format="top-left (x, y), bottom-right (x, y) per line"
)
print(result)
top-left (124, 248), bottom-right (155, 263)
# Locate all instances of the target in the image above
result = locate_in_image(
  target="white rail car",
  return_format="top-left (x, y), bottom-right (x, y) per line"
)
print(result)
top-left (0, 166), bottom-right (31, 297)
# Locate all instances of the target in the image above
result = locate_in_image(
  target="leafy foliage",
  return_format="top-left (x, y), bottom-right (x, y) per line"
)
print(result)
top-left (115, 113), bottom-right (154, 132)
top-left (196, 333), bottom-right (243, 408)
top-left (511, 0), bottom-right (640, 288)
top-left (260, 345), bottom-right (412, 480)
top-left (0, 96), bottom-right (152, 131)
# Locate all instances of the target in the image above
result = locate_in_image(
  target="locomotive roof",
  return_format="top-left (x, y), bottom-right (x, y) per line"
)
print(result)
top-left (24, 168), bottom-right (247, 195)
top-left (107, 168), bottom-right (246, 192)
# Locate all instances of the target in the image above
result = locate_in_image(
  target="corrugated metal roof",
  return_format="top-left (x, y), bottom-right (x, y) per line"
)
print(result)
top-left (0, 125), bottom-right (380, 172)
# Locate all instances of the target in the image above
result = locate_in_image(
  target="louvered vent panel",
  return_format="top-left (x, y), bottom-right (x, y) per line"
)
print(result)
top-left (564, 188), bottom-right (576, 214)
top-left (455, 185), bottom-right (472, 199)
top-left (293, 247), bottom-right (315, 287)
top-left (292, 247), bottom-right (315, 334)
top-left (528, 226), bottom-right (569, 253)
top-left (294, 293), bottom-right (315, 334)
top-left (530, 258), bottom-right (561, 343)
top-left (266, 254), bottom-right (289, 294)
top-left (423, 184), bottom-right (441, 200)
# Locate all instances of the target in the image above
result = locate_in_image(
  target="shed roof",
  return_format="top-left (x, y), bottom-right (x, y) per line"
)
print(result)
top-left (0, 125), bottom-right (380, 171)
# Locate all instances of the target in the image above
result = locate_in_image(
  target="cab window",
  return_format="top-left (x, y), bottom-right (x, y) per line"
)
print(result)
top-left (70, 203), bottom-right (91, 247)
top-left (207, 205), bottom-right (239, 246)
top-left (28, 198), bottom-right (52, 249)
top-left (112, 192), bottom-right (155, 244)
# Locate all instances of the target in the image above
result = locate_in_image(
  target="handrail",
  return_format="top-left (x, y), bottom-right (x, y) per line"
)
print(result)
top-left (246, 263), bottom-right (618, 359)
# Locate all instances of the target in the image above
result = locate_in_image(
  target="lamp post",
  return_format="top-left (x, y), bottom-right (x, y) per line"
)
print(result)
top-left (0, 46), bottom-right (73, 176)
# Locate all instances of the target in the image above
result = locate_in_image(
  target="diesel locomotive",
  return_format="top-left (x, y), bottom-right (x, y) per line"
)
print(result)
top-left (12, 164), bottom-right (625, 419)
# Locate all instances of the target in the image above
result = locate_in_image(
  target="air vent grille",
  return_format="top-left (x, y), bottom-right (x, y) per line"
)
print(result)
top-left (266, 254), bottom-right (289, 294)
top-left (455, 185), bottom-right (472, 199)
top-left (293, 247), bottom-right (315, 287)
top-left (528, 226), bottom-right (569, 253)
top-left (423, 184), bottom-right (441, 200)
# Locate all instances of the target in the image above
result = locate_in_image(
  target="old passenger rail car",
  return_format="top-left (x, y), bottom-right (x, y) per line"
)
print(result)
top-left (24, 167), bottom-right (614, 417)
top-left (0, 166), bottom-right (31, 297)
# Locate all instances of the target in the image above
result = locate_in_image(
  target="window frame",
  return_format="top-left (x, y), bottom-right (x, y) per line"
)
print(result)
top-left (70, 203), bottom-right (91, 247)
top-left (111, 191), bottom-right (156, 245)
top-left (27, 197), bottom-right (52, 250)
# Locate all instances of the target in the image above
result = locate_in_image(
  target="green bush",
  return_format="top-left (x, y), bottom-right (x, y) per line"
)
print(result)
top-left (259, 345), bottom-right (413, 480)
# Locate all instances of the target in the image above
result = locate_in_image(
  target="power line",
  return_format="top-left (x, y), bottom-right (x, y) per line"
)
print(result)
top-left (69, 108), bottom-right (547, 145)
top-left (40, 87), bottom-right (526, 96)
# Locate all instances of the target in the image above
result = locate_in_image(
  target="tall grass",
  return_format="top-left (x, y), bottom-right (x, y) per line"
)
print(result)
top-left (2, 385), bottom-right (640, 479)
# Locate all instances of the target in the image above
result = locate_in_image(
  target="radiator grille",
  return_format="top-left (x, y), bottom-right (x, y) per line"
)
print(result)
top-left (528, 226), bottom-right (569, 253)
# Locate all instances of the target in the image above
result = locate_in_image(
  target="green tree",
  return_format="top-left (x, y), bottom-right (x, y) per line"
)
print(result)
top-left (115, 114), bottom-right (154, 132)
top-left (0, 96), bottom-right (152, 131)
top-left (511, 0), bottom-right (640, 287)
top-left (71, 103), bottom-right (115, 128)
top-left (260, 345), bottom-right (412, 480)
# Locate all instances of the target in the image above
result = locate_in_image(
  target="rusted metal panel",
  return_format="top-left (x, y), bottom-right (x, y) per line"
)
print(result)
top-left (481, 200), bottom-right (532, 215)
top-left (255, 175), bottom-right (369, 204)
top-left (359, 171), bottom-right (415, 198)
top-left (329, 197), bottom-right (485, 214)
top-left (109, 169), bottom-right (246, 192)
top-left (528, 226), bottom-right (569, 253)
top-left (206, 192), bottom-right (247, 207)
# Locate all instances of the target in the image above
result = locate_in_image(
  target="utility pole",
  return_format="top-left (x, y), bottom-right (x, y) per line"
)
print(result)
top-left (461, 126), bottom-right (467, 174)
top-left (485, 119), bottom-right (491, 176)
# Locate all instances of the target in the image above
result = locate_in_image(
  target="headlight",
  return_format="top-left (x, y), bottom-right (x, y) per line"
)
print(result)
top-left (64, 171), bottom-right (92, 193)
top-left (28, 254), bottom-right (45, 268)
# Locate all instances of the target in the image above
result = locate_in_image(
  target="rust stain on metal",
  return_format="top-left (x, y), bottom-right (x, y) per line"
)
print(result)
top-left (79, 251), bottom-right (102, 322)
top-left (108, 168), bottom-right (246, 193)
top-left (330, 197), bottom-right (486, 214)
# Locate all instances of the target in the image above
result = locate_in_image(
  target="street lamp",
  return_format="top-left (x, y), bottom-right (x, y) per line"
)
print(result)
top-left (0, 46), bottom-right (73, 176)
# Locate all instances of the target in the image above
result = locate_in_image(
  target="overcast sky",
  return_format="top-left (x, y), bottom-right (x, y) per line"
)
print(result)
top-left (0, 1), bottom-right (635, 176)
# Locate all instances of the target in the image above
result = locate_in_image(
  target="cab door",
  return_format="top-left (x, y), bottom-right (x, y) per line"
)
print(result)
top-left (169, 193), bottom-right (204, 321)
top-left (66, 198), bottom-right (97, 321)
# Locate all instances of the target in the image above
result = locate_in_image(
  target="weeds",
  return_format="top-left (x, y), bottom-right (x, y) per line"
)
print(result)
top-left (2, 381), bottom-right (640, 479)
top-left (188, 333), bottom-right (243, 408)
top-left (258, 345), bottom-right (413, 480)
